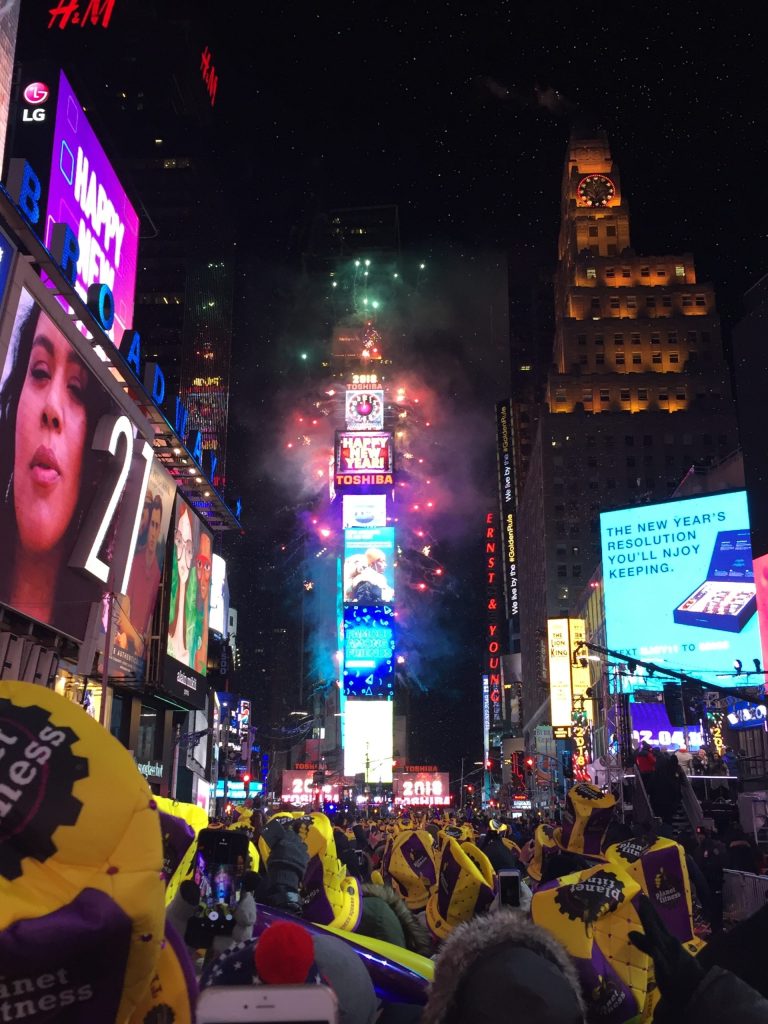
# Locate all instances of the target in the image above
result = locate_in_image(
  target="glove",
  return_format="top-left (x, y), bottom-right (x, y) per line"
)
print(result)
top-left (267, 829), bottom-right (309, 891)
top-left (629, 893), bottom-right (704, 1015)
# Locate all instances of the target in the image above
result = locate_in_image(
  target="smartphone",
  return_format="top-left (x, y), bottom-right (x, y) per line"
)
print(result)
top-left (195, 829), bottom-right (250, 910)
top-left (498, 868), bottom-right (521, 908)
top-left (197, 985), bottom-right (339, 1023)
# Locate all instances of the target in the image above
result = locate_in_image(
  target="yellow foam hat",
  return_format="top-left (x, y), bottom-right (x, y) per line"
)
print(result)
top-left (299, 813), bottom-right (361, 932)
top-left (425, 837), bottom-right (495, 940)
top-left (382, 828), bottom-right (437, 912)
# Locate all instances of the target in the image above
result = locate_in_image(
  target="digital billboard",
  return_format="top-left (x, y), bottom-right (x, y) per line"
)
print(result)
top-left (345, 388), bottom-right (384, 430)
top-left (282, 770), bottom-right (341, 806)
top-left (0, 281), bottom-right (151, 641)
top-left (108, 459), bottom-right (177, 680)
top-left (343, 700), bottom-right (393, 782)
top-left (342, 494), bottom-right (387, 529)
top-left (627, 702), bottom-right (703, 751)
top-left (547, 618), bottom-right (573, 736)
top-left (209, 553), bottom-right (229, 635)
top-left (164, 493), bottom-right (213, 708)
top-left (393, 771), bottom-right (450, 806)
top-left (343, 526), bottom-right (395, 604)
top-left (601, 491), bottom-right (763, 684)
top-left (335, 430), bottom-right (393, 490)
top-left (343, 605), bottom-right (395, 698)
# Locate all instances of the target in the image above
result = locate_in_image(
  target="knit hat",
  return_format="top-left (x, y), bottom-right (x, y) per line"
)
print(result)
top-left (382, 829), bottom-right (437, 912)
top-left (0, 680), bottom-right (166, 1024)
top-left (425, 837), bottom-right (496, 941)
top-left (300, 813), bottom-right (362, 932)
top-left (557, 783), bottom-right (616, 858)
top-left (422, 909), bottom-right (586, 1024)
top-left (531, 862), bottom-right (652, 1023)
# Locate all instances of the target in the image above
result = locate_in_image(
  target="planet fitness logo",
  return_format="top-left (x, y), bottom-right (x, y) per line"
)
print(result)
top-left (0, 699), bottom-right (88, 880)
top-left (555, 869), bottom-right (626, 927)
top-left (23, 82), bottom-right (49, 104)
top-left (653, 867), bottom-right (682, 906)
top-left (573, 783), bottom-right (604, 801)
top-left (614, 836), bottom-right (654, 864)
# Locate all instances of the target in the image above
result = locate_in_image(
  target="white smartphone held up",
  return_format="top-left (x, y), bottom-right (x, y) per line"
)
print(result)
top-left (197, 985), bottom-right (339, 1023)
top-left (497, 868), bottom-right (521, 908)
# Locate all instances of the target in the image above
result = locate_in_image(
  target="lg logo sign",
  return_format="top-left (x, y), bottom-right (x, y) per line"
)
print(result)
top-left (22, 82), bottom-right (50, 122)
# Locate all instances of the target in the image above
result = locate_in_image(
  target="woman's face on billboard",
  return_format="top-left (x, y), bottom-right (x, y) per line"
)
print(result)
top-left (14, 309), bottom-right (88, 554)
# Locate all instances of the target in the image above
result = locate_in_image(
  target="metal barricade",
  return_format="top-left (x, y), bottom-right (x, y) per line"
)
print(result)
top-left (722, 869), bottom-right (768, 924)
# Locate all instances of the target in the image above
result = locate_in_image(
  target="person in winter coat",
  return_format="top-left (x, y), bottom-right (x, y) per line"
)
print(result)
top-left (421, 909), bottom-right (586, 1024)
top-left (629, 892), bottom-right (768, 1023)
top-left (357, 881), bottom-right (432, 956)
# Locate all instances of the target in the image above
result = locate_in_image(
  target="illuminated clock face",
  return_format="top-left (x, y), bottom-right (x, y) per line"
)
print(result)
top-left (346, 389), bottom-right (384, 429)
top-left (577, 174), bottom-right (616, 208)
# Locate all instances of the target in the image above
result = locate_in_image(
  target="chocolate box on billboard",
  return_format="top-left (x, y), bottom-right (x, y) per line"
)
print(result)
top-left (673, 529), bottom-right (756, 633)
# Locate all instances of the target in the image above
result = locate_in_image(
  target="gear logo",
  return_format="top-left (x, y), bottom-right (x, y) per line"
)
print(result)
top-left (614, 836), bottom-right (654, 863)
top-left (0, 698), bottom-right (88, 880)
top-left (573, 783), bottom-right (604, 801)
top-left (554, 869), bottom-right (625, 928)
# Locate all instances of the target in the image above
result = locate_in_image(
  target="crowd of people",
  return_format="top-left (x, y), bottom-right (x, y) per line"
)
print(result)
top-left (3, 677), bottom-right (768, 1023)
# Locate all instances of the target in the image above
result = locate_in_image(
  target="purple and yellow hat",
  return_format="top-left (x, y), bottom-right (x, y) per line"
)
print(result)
top-left (425, 837), bottom-right (496, 941)
top-left (557, 783), bottom-right (616, 858)
top-left (525, 824), bottom-right (561, 883)
top-left (382, 828), bottom-right (437, 912)
top-left (300, 813), bottom-right (362, 933)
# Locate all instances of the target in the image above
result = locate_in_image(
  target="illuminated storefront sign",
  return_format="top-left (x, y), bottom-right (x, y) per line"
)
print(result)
top-left (343, 526), bottom-right (395, 604)
top-left (547, 618), bottom-right (573, 737)
top-left (335, 431), bottom-right (393, 489)
top-left (345, 388), bottom-right (384, 430)
top-left (496, 400), bottom-right (519, 629)
top-left (601, 491), bottom-right (762, 686)
top-left (342, 494), bottom-right (387, 529)
top-left (48, 0), bottom-right (116, 30)
top-left (393, 772), bottom-right (450, 806)
top-left (343, 605), bottom-right (395, 698)
top-left (485, 511), bottom-right (503, 724)
top-left (200, 45), bottom-right (218, 106)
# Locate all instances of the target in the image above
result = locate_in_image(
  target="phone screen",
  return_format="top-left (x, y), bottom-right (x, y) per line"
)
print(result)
top-left (195, 829), bottom-right (249, 910)
top-left (499, 870), bottom-right (521, 907)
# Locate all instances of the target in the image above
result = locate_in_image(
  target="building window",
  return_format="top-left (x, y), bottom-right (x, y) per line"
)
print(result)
top-left (627, 295), bottom-right (637, 309)
top-left (582, 390), bottom-right (593, 403)
top-left (599, 389), bottom-right (610, 403)
top-left (695, 294), bottom-right (706, 306)
top-left (651, 333), bottom-right (661, 345)
top-left (667, 331), bottom-right (678, 344)
top-left (652, 352), bottom-right (662, 364)
top-left (596, 353), bottom-right (605, 365)
top-left (579, 354), bottom-right (588, 365)
top-left (682, 294), bottom-right (693, 306)
top-left (588, 226), bottom-right (598, 237)
top-left (606, 225), bottom-right (617, 236)
top-left (646, 297), bottom-right (657, 308)
top-left (572, 565), bottom-right (582, 578)
top-left (620, 390), bottom-right (631, 402)
top-left (606, 267), bottom-right (616, 278)
top-left (641, 267), bottom-right (650, 277)
top-left (626, 456), bottom-right (636, 467)
top-left (577, 333), bottom-right (587, 345)
top-left (557, 564), bottom-right (568, 578)
top-left (638, 388), bottom-right (648, 401)
top-left (632, 353), bottom-right (642, 365)
top-left (687, 330), bottom-right (697, 343)
top-left (555, 391), bottom-right (567, 403)
top-left (614, 334), bottom-right (624, 346)
top-left (669, 353), bottom-right (679, 364)
top-left (675, 264), bottom-right (685, 277)
top-left (586, 267), bottom-right (597, 279)
top-left (631, 332), bottom-right (641, 345)
top-left (622, 267), bottom-right (631, 278)
top-left (616, 353), bottom-right (626, 365)
top-left (610, 296), bottom-right (620, 309)
top-left (662, 295), bottom-right (672, 307)
top-left (656, 268), bottom-right (667, 277)
top-left (676, 391), bottom-right (686, 401)
top-left (591, 297), bottom-right (601, 313)
top-left (595, 335), bottom-right (604, 346)
top-left (556, 545), bottom-right (567, 557)
top-left (659, 393), bottom-right (669, 403)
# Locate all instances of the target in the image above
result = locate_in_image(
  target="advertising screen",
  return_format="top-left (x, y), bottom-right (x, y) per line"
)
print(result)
top-left (343, 700), bottom-right (393, 782)
top-left (628, 702), bottom-right (703, 751)
top-left (164, 493), bottom-right (213, 708)
top-left (209, 553), bottom-right (229, 635)
top-left (345, 388), bottom-right (384, 430)
top-left (343, 526), bottom-right (395, 604)
top-left (0, 283), bottom-right (148, 640)
top-left (393, 772), bottom-right (450, 806)
top-left (281, 770), bottom-right (342, 806)
top-left (46, 70), bottom-right (140, 340)
top-left (343, 604), bottom-right (395, 698)
top-left (601, 491), bottom-right (763, 684)
top-left (108, 459), bottom-right (176, 680)
top-left (342, 494), bottom-right (387, 529)
top-left (335, 431), bottom-right (393, 490)
top-left (547, 618), bottom-right (573, 735)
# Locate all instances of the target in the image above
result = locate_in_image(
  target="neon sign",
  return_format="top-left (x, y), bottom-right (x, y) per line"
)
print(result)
top-left (200, 46), bottom-right (219, 106)
top-left (48, 0), bottom-right (115, 29)
top-left (485, 511), bottom-right (503, 724)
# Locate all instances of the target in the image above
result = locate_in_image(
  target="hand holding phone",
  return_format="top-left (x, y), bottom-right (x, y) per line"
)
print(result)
top-left (498, 868), bottom-right (521, 908)
top-left (197, 985), bottom-right (339, 1023)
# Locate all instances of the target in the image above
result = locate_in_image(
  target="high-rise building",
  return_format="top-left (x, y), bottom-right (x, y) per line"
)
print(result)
top-left (517, 125), bottom-right (738, 734)
top-left (0, 0), bottom-right (19, 174)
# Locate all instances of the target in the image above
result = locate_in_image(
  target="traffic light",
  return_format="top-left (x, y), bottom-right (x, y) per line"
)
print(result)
top-left (524, 756), bottom-right (535, 771)
top-left (242, 773), bottom-right (251, 783)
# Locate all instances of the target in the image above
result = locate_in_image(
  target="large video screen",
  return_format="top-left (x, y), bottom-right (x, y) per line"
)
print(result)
top-left (46, 70), bottom-right (140, 340)
top-left (164, 493), bottom-right (213, 708)
top-left (342, 494), bottom-right (387, 529)
top-left (343, 604), bottom-right (395, 698)
top-left (0, 284), bottom-right (143, 640)
top-left (601, 490), bottom-right (763, 685)
top-left (343, 700), bottom-right (393, 782)
top-left (335, 431), bottom-right (393, 491)
top-left (343, 526), bottom-right (395, 604)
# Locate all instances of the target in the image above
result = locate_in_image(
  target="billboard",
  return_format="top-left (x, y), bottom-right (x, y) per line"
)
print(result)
top-left (45, 71), bottom-right (139, 340)
top-left (342, 493), bottom-right (387, 529)
top-left (601, 491), bottom-right (763, 684)
top-left (343, 526), bottom-right (395, 603)
top-left (393, 771), bottom-right (450, 806)
top-left (628, 702), bottom-right (703, 751)
top-left (345, 388), bottom-right (384, 430)
top-left (281, 770), bottom-right (342, 806)
top-left (335, 430), bottom-right (393, 490)
top-left (343, 605), bottom-right (395, 698)
top-left (496, 400), bottom-right (519, 629)
top-left (209, 553), bottom-right (229, 635)
top-left (164, 493), bottom-right (213, 708)
top-left (547, 618), bottom-right (573, 736)
top-left (0, 282), bottom-right (151, 641)
top-left (108, 459), bottom-right (177, 680)
top-left (343, 700), bottom-right (393, 782)
top-left (0, 0), bottom-right (20, 171)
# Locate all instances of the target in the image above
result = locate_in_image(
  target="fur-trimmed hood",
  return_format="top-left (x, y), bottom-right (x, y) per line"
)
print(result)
top-left (422, 909), bottom-right (586, 1024)
top-left (360, 881), bottom-right (433, 957)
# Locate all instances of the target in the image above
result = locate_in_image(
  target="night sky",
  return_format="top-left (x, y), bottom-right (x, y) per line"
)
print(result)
top-left (16, 2), bottom-right (768, 776)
